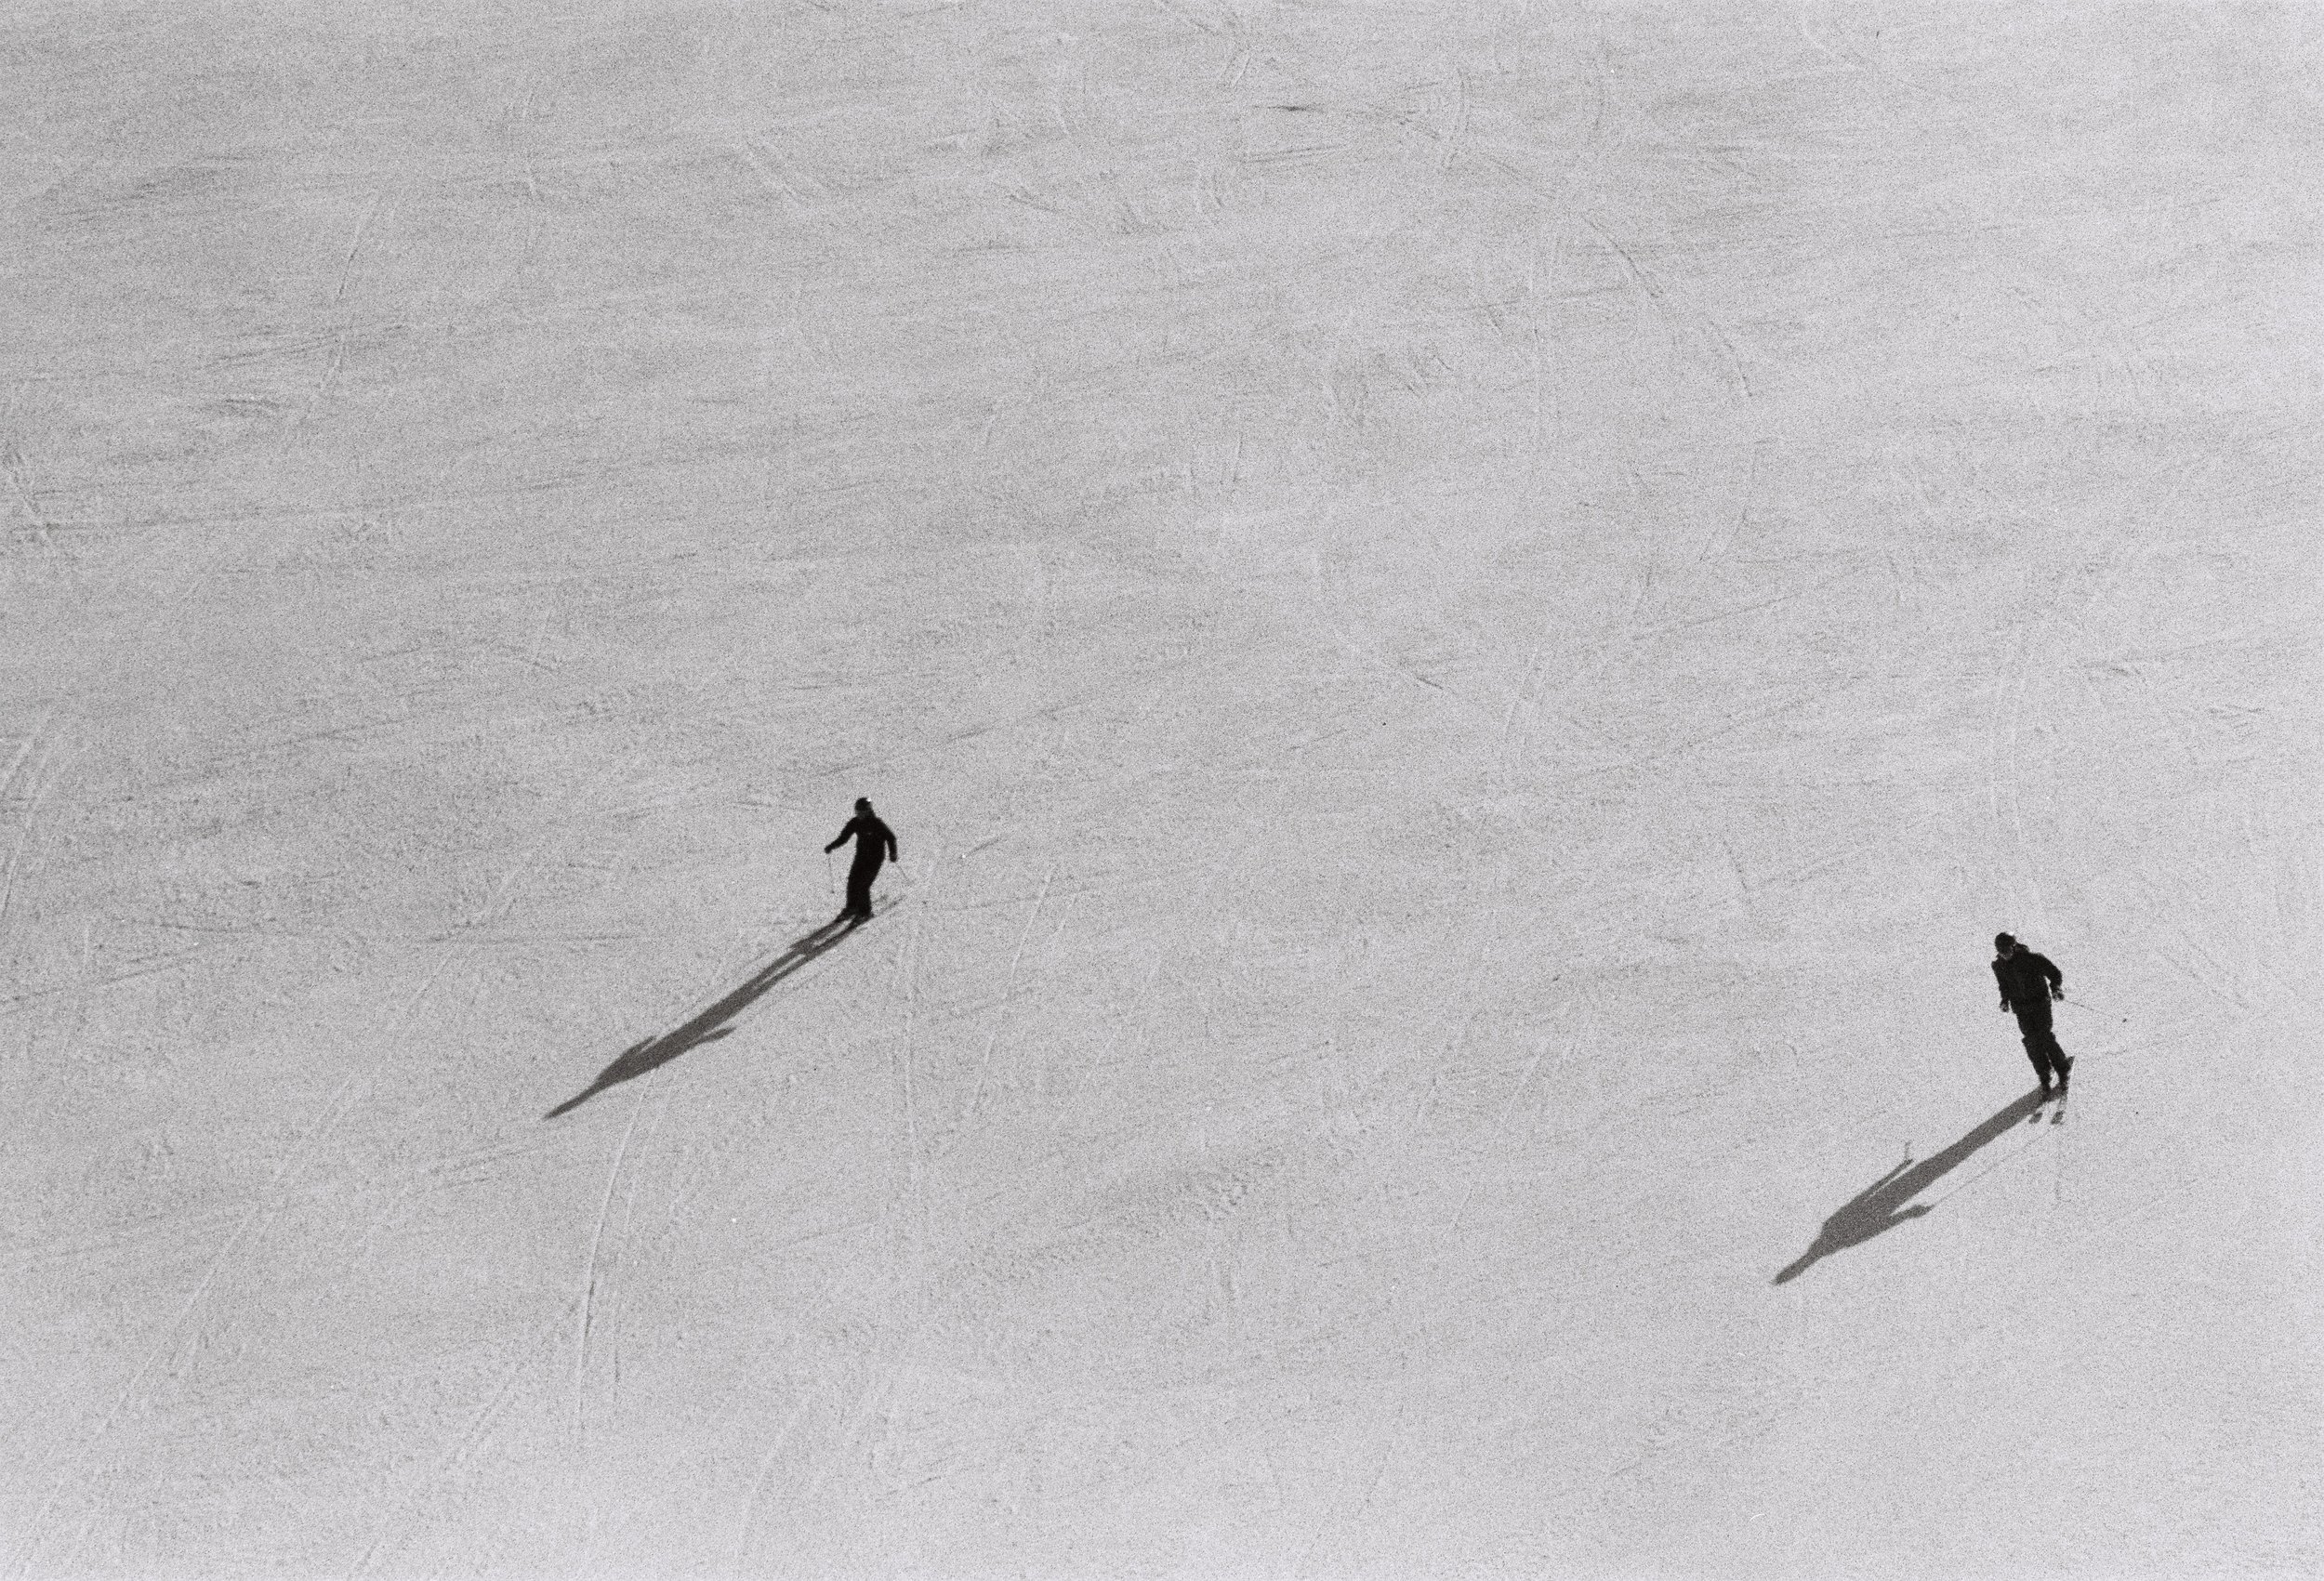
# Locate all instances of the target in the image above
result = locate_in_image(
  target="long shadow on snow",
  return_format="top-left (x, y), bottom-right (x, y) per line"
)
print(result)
top-left (547, 917), bottom-right (857, 1119)
top-left (1773, 1087), bottom-right (2050, 1285)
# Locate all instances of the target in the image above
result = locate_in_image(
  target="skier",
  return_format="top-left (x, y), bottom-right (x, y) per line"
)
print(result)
top-left (825, 797), bottom-right (897, 925)
top-left (1992, 932), bottom-right (2072, 1094)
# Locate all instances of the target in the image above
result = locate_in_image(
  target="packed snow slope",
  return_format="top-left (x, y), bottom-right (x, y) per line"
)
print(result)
top-left (5, 2), bottom-right (2319, 1575)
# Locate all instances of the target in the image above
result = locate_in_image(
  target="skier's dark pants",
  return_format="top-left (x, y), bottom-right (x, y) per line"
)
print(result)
top-left (845, 855), bottom-right (883, 919)
top-left (2012, 1000), bottom-right (2067, 1086)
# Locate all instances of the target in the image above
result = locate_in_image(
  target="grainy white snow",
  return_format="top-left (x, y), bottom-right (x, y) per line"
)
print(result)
top-left (3, 3), bottom-right (2319, 1575)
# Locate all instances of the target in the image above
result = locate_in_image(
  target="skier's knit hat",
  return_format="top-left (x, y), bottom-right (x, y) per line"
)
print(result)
top-left (1993, 932), bottom-right (2017, 954)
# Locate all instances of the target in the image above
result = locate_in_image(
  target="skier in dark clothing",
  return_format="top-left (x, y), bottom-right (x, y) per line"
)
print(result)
top-left (825, 798), bottom-right (897, 925)
top-left (1992, 932), bottom-right (2072, 1093)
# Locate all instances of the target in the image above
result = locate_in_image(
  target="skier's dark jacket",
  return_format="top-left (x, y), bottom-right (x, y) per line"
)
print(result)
top-left (831, 814), bottom-right (896, 869)
top-left (1993, 949), bottom-right (2063, 1009)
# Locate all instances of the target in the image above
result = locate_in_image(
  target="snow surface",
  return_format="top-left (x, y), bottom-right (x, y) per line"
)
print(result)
top-left (4, 2), bottom-right (2320, 1575)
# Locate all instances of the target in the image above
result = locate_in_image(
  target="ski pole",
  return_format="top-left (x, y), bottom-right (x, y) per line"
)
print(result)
top-left (2058, 995), bottom-right (2125, 1023)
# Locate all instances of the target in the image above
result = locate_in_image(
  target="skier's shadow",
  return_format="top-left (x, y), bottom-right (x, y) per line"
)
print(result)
top-left (546, 917), bottom-right (858, 1119)
top-left (1773, 1087), bottom-right (2051, 1285)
